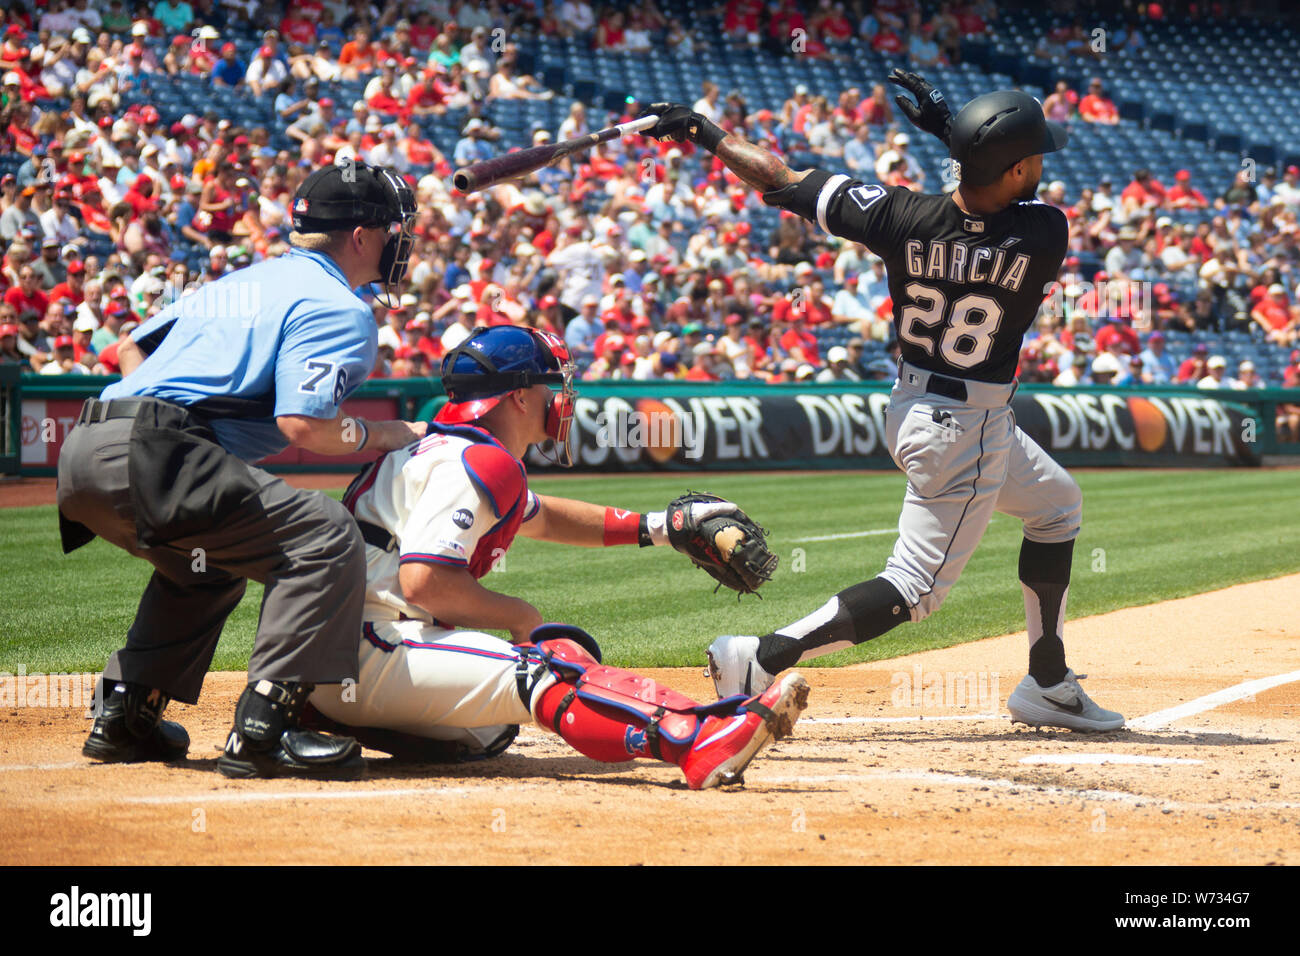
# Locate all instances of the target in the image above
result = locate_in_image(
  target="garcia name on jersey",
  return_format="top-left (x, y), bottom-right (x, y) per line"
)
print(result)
top-left (771, 169), bottom-right (1068, 384)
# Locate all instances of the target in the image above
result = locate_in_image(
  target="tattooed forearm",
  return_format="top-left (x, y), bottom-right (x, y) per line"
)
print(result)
top-left (714, 133), bottom-right (809, 192)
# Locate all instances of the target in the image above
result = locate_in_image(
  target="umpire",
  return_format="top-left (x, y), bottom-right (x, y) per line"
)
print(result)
top-left (58, 161), bottom-right (424, 780)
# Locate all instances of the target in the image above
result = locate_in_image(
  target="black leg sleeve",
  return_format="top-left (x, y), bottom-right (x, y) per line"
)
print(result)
top-left (757, 577), bottom-right (910, 674)
top-left (1020, 537), bottom-right (1074, 686)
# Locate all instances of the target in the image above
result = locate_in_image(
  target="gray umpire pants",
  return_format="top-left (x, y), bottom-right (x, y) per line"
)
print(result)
top-left (56, 401), bottom-right (365, 704)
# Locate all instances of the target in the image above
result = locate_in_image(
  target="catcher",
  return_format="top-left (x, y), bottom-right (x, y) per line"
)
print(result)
top-left (304, 325), bottom-right (804, 788)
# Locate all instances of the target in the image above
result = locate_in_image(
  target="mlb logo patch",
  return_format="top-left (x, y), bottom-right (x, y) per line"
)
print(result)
top-left (293, 197), bottom-right (309, 214)
top-left (963, 219), bottom-right (985, 233)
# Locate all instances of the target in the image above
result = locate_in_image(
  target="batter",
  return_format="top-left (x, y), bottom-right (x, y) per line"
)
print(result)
top-left (641, 75), bottom-right (1124, 731)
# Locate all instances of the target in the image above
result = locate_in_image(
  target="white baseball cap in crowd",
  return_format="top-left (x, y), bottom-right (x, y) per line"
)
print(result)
top-left (1091, 353), bottom-right (1121, 375)
top-left (131, 21), bottom-right (149, 36)
top-left (1239, 360), bottom-right (1255, 372)
top-left (1207, 355), bottom-right (1226, 369)
top-left (827, 346), bottom-right (849, 364)
top-left (1268, 283), bottom-right (1286, 294)
top-left (72, 27), bottom-right (92, 44)
top-left (1049, 180), bottom-right (1066, 192)
top-left (73, 315), bottom-right (98, 333)
top-left (581, 294), bottom-right (600, 307)
top-left (197, 26), bottom-right (221, 40)
top-left (795, 363), bottom-right (816, 380)
top-left (895, 133), bottom-right (910, 145)
top-left (452, 285), bottom-right (472, 299)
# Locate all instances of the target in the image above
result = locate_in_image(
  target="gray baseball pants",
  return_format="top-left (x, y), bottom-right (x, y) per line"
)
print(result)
top-left (56, 402), bottom-right (364, 704)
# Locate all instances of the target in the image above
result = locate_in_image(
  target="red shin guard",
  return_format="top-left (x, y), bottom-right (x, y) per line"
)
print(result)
top-left (532, 639), bottom-right (707, 766)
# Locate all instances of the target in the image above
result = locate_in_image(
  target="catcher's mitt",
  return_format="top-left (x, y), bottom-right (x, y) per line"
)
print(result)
top-left (666, 492), bottom-right (778, 595)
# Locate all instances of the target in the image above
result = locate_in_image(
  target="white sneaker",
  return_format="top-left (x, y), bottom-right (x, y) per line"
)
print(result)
top-left (1007, 670), bottom-right (1125, 732)
top-left (706, 635), bottom-right (776, 699)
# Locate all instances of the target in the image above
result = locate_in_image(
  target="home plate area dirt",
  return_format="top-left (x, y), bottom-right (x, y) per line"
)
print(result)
top-left (2, 574), bottom-right (1298, 866)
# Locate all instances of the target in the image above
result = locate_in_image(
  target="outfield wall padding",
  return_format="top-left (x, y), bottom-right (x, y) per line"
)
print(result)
top-left (10, 375), bottom-right (1293, 476)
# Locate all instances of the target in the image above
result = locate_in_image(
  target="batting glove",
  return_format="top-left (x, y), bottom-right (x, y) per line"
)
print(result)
top-left (888, 69), bottom-right (952, 147)
top-left (640, 102), bottom-right (726, 152)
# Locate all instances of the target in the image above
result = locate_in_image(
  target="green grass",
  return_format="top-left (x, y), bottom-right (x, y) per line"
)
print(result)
top-left (2, 470), bottom-right (1296, 674)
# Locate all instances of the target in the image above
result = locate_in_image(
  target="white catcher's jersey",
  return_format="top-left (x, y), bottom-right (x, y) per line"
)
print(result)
top-left (341, 422), bottom-right (540, 625)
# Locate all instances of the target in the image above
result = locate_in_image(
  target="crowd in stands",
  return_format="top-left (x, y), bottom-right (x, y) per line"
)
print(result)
top-left (0, 0), bottom-right (1297, 413)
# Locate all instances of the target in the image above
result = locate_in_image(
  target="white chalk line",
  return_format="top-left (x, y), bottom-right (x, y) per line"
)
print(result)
top-left (760, 769), bottom-right (1300, 811)
top-left (1128, 669), bottom-right (1300, 731)
top-left (120, 784), bottom-right (540, 805)
top-left (0, 761), bottom-right (88, 772)
top-left (790, 528), bottom-right (896, 543)
top-left (1018, 754), bottom-right (1202, 766)
top-left (804, 714), bottom-right (1004, 725)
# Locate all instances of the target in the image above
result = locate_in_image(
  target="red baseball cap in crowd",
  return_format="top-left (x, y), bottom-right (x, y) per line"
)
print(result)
top-left (53, 335), bottom-right (74, 348)
top-left (221, 42), bottom-right (237, 54)
top-left (1175, 169), bottom-right (1191, 181)
top-left (104, 301), bottom-right (130, 318)
top-left (539, 295), bottom-right (558, 309)
top-left (173, 35), bottom-right (189, 47)
top-left (0, 323), bottom-right (18, 337)
top-left (141, 105), bottom-right (159, 123)
top-left (67, 261), bottom-right (85, 275)
top-left (724, 312), bottom-right (743, 325)
top-left (259, 45), bottom-right (274, 57)
top-left (632, 315), bottom-right (652, 329)
top-left (394, 345), bottom-right (416, 359)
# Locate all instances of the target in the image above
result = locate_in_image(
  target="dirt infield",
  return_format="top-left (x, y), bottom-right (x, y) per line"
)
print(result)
top-left (2, 573), bottom-right (1297, 866)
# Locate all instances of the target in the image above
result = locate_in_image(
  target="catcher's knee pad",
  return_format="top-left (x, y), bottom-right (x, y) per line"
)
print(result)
top-left (531, 637), bottom-right (711, 763)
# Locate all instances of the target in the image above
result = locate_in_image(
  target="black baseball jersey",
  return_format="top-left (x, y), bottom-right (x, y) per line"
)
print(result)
top-left (776, 169), bottom-right (1069, 384)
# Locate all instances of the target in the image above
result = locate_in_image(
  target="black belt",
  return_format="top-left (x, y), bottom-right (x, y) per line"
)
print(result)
top-left (356, 519), bottom-right (397, 552)
top-left (924, 373), bottom-right (968, 402)
top-left (76, 397), bottom-right (154, 425)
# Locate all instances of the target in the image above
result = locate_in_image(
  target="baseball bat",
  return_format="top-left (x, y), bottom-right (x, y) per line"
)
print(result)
top-left (452, 114), bottom-right (661, 193)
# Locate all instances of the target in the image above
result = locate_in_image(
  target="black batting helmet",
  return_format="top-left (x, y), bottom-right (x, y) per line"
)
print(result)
top-left (948, 90), bottom-right (1068, 187)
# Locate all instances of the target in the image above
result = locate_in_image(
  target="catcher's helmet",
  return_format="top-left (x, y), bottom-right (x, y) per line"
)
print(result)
top-left (948, 90), bottom-right (1068, 187)
top-left (436, 326), bottom-right (576, 464)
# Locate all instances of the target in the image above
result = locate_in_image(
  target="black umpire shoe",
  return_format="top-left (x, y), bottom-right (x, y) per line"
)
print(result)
top-left (216, 679), bottom-right (365, 780)
top-left (83, 682), bottom-right (190, 764)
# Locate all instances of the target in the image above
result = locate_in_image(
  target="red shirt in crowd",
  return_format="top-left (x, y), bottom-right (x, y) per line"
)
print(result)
top-left (780, 325), bottom-right (820, 364)
top-left (4, 285), bottom-right (47, 320)
top-left (1093, 321), bottom-right (1141, 355)
top-left (1078, 94), bottom-right (1118, 123)
top-left (1253, 297), bottom-right (1292, 331)
top-left (1166, 182), bottom-right (1208, 208)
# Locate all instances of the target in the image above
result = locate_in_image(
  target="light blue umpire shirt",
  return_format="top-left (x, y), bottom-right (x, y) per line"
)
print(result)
top-left (100, 247), bottom-right (378, 463)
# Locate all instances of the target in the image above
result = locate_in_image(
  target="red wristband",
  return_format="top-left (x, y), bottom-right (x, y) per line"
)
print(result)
top-left (602, 507), bottom-right (642, 546)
